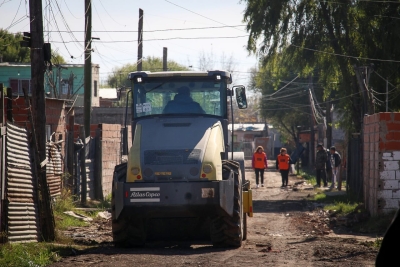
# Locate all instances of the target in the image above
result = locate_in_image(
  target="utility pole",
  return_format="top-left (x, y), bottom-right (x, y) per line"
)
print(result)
top-left (163, 47), bottom-right (168, 71)
top-left (386, 78), bottom-right (388, 112)
top-left (308, 87), bottom-right (315, 168)
top-left (82, 0), bottom-right (92, 204)
top-left (326, 95), bottom-right (332, 149)
top-left (29, 0), bottom-right (54, 241)
top-left (84, 0), bottom-right (92, 137)
top-left (354, 65), bottom-right (374, 116)
top-left (137, 8), bottom-right (143, 71)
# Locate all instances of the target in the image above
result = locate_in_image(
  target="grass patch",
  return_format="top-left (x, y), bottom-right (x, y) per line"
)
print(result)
top-left (53, 189), bottom-right (89, 231)
top-left (0, 243), bottom-right (61, 267)
top-left (298, 169), bottom-right (317, 185)
top-left (324, 202), bottom-right (360, 215)
top-left (311, 191), bottom-right (362, 216)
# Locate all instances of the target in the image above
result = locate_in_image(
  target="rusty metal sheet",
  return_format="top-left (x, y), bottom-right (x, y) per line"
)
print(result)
top-left (46, 142), bottom-right (63, 198)
top-left (6, 123), bottom-right (39, 243)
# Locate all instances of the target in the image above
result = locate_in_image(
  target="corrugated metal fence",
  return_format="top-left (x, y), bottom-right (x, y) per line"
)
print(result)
top-left (46, 142), bottom-right (63, 198)
top-left (6, 122), bottom-right (40, 243)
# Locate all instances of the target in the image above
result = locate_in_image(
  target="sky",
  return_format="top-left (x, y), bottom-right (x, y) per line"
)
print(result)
top-left (0, 0), bottom-right (259, 87)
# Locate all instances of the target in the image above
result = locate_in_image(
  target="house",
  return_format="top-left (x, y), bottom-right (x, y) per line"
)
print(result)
top-left (228, 123), bottom-right (271, 159)
top-left (0, 62), bottom-right (100, 107)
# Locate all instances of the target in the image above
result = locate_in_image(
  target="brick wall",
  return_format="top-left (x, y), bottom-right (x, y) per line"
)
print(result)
top-left (99, 124), bottom-right (121, 197)
top-left (5, 97), bottom-right (66, 155)
top-left (364, 112), bottom-right (400, 215)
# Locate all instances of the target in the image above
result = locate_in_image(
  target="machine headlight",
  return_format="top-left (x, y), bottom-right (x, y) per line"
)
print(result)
top-left (131, 167), bottom-right (140, 175)
top-left (202, 164), bottom-right (213, 174)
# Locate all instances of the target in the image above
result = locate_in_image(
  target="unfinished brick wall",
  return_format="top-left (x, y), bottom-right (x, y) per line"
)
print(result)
top-left (99, 124), bottom-right (122, 197)
top-left (364, 112), bottom-right (400, 215)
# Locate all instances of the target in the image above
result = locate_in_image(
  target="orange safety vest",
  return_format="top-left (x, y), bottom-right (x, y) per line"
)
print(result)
top-left (277, 154), bottom-right (290, 170)
top-left (253, 152), bottom-right (266, 169)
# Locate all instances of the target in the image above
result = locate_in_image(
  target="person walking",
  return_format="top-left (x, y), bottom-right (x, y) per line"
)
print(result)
top-left (276, 148), bottom-right (292, 187)
top-left (252, 146), bottom-right (268, 188)
top-left (315, 143), bottom-right (328, 187)
top-left (329, 146), bottom-right (342, 189)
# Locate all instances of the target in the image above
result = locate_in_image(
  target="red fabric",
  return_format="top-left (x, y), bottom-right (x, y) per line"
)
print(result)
top-left (277, 154), bottom-right (290, 170)
top-left (252, 152), bottom-right (267, 169)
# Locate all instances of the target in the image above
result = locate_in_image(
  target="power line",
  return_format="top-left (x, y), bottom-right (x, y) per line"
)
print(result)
top-left (164, 0), bottom-right (246, 33)
top-left (48, 35), bottom-right (249, 43)
top-left (40, 25), bottom-right (246, 33)
top-left (291, 43), bottom-right (400, 63)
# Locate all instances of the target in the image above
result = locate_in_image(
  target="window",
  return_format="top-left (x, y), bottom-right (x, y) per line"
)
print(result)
top-left (61, 81), bottom-right (69, 95)
top-left (133, 79), bottom-right (227, 119)
top-left (94, 80), bottom-right (98, 97)
top-left (9, 79), bottom-right (32, 95)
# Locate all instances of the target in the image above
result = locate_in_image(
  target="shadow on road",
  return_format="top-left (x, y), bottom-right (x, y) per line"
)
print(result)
top-left (253, 199), bottom-right (308, 213)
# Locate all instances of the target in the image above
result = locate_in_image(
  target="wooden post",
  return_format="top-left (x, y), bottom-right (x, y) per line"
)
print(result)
top-left (137, 9), bottom-right (143, 71)
top-left (6, 88), bottom-right (12, 122)
top-left (94, 127), bottom-right (103, 199)
top-left (0, 83), bottom-right (4, 240)
top-left (67, 115), bottom-right (75, 188)
top-left (80, 125), bottom-right (87, 204)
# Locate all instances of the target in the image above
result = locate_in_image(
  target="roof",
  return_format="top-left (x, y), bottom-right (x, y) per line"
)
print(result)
top-left (99, 88), bottom-right (117, 99)
top-left (0, 62), bottom-right (99, 68)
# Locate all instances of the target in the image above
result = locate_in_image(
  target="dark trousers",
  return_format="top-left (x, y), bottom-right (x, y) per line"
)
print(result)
top-left (316, 169), bottom-right (327, 186)
top-left (280, 170), bottom-right (289, 186)
top-left (255, 168), bottom-right (265, 185)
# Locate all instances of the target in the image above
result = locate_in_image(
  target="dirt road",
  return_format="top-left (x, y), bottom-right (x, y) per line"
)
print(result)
top-left (49, 161), bottom-right (378, 267)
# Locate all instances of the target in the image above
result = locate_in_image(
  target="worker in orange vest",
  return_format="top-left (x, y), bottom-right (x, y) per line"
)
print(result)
top-left (276, 147), bottom-right (292, 187)
top-left (252, 146), bottom-right (268, 188)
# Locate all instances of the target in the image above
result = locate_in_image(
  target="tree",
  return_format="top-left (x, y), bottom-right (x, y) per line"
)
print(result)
top-left (0, 29), bottom-right (30, 62)
top-left (242, 1), bottom-right (400, 135)
top-left (107, 56), bottom-right (189, 107)
top-left (107, 56), bottom-right (189, 89)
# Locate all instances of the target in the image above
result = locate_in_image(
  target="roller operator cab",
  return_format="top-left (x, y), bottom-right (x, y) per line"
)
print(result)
top-left (112, 70), bottom-right (253, 247)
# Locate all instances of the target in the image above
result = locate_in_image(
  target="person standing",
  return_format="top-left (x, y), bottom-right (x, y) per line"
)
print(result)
top-left (252, 146), bottom-right (268, 188)
top-left (315, 143), bottom-right (328, 187)
top-left (329, 146), bottom-right (342, 189)
top-left (276, 148), bottom-right (292, 187)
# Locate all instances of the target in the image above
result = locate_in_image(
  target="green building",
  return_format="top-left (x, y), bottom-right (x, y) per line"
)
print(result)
top-left (0, 62), bottom-right (100, 107)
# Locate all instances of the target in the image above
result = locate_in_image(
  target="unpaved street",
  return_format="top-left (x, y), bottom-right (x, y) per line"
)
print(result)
top-left (49, 161), bottom-right (378, 267)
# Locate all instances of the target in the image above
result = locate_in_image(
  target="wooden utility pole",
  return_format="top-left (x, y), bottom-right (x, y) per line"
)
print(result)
top-left (84, 0), bottom-right (92, 137)
top-left (163, 47), bottom-right (168, 71)
top-left (82, 0), bottom-right (92, 204)
top-left (137, 8), bottom-right (143, 71)
top-left (29, 0), bottom-right (54, 241)
top-left (309, 87), bottom-right (315, 168)
top-left (326, 96), bottom-right (332, 149)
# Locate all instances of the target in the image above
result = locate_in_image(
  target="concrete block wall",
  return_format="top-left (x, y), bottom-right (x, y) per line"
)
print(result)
top-left (364, 112), bottom-right (400, 215)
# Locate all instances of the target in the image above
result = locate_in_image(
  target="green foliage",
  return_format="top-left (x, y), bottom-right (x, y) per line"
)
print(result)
top-left (242, 1), bottom-right (400, 134)
top-left (53, 189), bottom-right (87, 230)
top-left (0, 29), bottom-right (30, 62)
top-left (0, 243), bottom-right (60, 267)
top-left (107, 56), bottom-right (189, 89)
top-left (298, 169), bottom-right (316, 186)
top-left (324, 202), bottom-right (360, 215)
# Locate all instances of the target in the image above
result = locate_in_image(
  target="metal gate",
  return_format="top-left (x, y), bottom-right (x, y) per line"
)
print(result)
top-left (348, 135), bottom-right (362, 201)
top-left (6, 122), bottom-right (40, 243)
